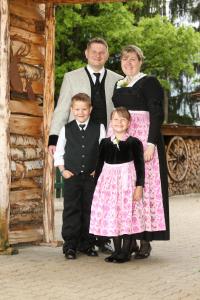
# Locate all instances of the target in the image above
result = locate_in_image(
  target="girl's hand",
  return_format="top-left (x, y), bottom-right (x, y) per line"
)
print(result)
top-left (133, 186), bottom-right (143, 201)
top-left (62, 170), bottom-right (74, 179)
top-left (144, 144), bottom-right (155, 162)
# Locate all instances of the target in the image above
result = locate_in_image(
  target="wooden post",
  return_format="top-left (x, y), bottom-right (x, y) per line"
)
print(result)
top-left (42, 3), bottom-right (55, 243)
top-left (0, 0), bottom-right (12, 254)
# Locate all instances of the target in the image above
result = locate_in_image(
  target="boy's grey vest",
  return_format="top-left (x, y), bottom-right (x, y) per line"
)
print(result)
top-left (64, 120), bottom-right (100, 175)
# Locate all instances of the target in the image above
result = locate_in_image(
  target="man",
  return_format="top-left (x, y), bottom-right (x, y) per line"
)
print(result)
top-left (49, 37), bottom-right (122, 252)
top-left (48, 37), bottom-right (122, 153)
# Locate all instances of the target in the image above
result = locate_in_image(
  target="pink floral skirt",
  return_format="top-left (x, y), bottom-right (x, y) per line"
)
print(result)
top-left (90, 161), bottom-right (139, 236)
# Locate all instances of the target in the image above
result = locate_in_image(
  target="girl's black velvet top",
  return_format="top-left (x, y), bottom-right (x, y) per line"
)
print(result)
top-left (95, 136), bottom-right (145, 187)
top-left (112, 76), bottom-right (164, 145)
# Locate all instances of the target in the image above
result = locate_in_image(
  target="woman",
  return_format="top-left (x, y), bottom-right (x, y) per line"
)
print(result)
top-left (112, 45), bottom-right (170, 259)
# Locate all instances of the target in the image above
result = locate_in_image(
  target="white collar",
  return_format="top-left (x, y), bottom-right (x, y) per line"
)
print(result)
top-left (76, 118), bottom-right (90, 129)
top-left (87, 65), bottom-right (105, 80)
top-left (127, 72), bottom-right (146, 87)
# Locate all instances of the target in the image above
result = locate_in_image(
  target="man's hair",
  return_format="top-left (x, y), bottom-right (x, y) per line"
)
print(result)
top-left (111, 106), bottom-right (131, 122)
top-left (121, 45), bottom-right (144, 61)
top-left (87, 37), bottom-right (108, 50)
top-left (71, 93), bottom-right (92, 106)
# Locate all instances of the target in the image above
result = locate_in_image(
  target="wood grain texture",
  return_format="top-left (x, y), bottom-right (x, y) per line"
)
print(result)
top-left (42, 3), bottom-right (55, 243)
top-left (9, 115), bottom-right (43, 137)
top-left (9, 228), bottom-right (43, 244)
top-left (0, 0), bottom-right (10, 252)
top-left (10, 99), bottom-right (43, 117)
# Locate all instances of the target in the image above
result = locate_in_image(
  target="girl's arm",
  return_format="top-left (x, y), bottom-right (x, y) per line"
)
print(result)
top-left (94, 139), bottom-right (106, 183)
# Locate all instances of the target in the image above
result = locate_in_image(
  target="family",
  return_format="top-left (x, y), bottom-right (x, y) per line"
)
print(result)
top-left (49, 37), bottom-right (170, 263)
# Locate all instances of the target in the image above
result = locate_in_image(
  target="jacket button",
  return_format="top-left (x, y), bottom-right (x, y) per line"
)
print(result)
top-left (82, 145), bottom-right (85, 148)
top-left (82, 155), bottom-right (85, 158)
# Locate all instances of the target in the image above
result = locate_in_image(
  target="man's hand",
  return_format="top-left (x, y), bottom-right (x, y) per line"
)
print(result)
top-left (144, 144), bottom-right (155, 162)
top-left (48, 145), bottom-right (56, 156)
top-left (62, 170), bottom-right (74, 179)
top-left (133, 186), bottom-right (143, 201)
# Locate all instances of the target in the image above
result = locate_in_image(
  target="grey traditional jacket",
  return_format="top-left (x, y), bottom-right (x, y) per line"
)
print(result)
top-left (49, 67), bottom-right (122, 136)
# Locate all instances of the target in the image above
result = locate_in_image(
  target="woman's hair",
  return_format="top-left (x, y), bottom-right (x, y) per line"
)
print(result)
top-left (71, 93), bottom-right (92, 107)
top-left (111, 107), bottom-right (131, 122)
top-left (121, 45), bottom-right (144, 61)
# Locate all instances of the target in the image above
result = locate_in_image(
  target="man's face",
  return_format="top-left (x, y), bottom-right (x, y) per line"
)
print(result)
top-left (85, 43), bottom-right (109, 70)
top-left (71, 100), bottom-right (92, 123)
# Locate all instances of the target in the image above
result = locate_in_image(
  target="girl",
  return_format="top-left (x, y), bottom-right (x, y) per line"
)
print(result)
top-left (89, 107), bottom-right (145, 263)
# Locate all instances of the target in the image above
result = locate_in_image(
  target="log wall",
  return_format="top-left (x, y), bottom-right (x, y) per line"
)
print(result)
top-left (167, 138), bottom-right (200, 196)
top-left (9, 0), bottom-right (46, 244)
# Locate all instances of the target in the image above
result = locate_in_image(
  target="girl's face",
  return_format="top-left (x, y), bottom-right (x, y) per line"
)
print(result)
top-left (111, 112), bottom-right (130, 134)
top-left (121, 51), bottom-right (142, 77)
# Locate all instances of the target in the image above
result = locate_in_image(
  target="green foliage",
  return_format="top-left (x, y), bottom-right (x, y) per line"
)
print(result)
top-left (125, 15), bottom-right (200, 90)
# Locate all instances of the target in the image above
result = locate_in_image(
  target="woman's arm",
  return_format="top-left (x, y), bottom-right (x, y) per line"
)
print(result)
top-left (143, 76), bottom-right (164, 145)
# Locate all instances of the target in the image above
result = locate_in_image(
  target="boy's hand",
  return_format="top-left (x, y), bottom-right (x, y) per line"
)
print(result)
top-left (90, 171), bottom-right (95, 177)
top-left (133, 186), bottom-right (143, 201)
top-left (62, 170), bottom-right (74, 179)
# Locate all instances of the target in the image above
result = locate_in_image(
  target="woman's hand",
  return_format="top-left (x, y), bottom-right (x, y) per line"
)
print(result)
top-left (133, 186), bottom-right (143, 201)
top-left (61, 169), bottom-right (74, 179)
top-left (144, 144), bottom-right (155, 162)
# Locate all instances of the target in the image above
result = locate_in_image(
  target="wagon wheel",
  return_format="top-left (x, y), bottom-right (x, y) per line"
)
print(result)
top-left (166, 136), bottom-right (189, 182)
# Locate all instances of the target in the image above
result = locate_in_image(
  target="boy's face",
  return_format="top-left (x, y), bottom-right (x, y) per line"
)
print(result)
top-left (71, 100), bottom-right (92, 123)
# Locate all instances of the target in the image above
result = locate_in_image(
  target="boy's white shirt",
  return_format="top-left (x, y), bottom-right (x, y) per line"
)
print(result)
top-left (54, 118), bottom-right (106, 166)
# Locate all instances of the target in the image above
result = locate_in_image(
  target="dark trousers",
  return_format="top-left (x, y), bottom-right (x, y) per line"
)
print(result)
top-left (62, 174), bottom-right (96, 251)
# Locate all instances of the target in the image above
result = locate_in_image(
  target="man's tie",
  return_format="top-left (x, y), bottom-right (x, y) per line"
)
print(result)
top-left (93, 73), bottom-right (101, 87)
top-left (79, 124), bottom-right (85, 131)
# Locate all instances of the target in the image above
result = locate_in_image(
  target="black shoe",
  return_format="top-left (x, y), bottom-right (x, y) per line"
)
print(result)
top-left (104, 252), bottom-right (119, 263)
top-left (135, 242), bottom-right (152, 259)
top-left (65, 249), bottom-right (76, 260)
top-left (114, 253), bottom-right (131, 263)
top-left (99, 242), bottom-right (113, 254)
top-left (85, 247), bottom-right (98, 257)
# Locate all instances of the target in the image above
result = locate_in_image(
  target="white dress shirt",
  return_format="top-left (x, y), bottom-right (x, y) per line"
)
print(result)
top-left (86, 65), bottom-right (105, 84)
top-left (54, 118), bottom-right (106, 166)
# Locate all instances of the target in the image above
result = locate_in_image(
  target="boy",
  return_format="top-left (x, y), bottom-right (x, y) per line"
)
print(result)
top-left (54, 93), bottom-right (106, 259)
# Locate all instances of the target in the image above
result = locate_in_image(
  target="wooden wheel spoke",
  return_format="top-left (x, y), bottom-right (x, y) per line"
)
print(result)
top-left (167, 136), bottom-right (188, 182)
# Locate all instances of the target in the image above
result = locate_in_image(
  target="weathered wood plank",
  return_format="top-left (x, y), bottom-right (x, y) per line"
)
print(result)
top-left (10, 13), bottom-right (45, 35)
top-left (9, 228), bottom-right (43, 244)
top-left (10, 26), bottom-right (45, 46)
top-left (11, 160), bottom-right (43, 179)
top-left (0, 0), bottom-right (10, 252)
top-left (10, 134), bottom-right (42, 147)
top-left (42, 4), bottom-right (55, 243)
top-left (10, 189), bottom-right (42, 203)
top-left (11, 178), bottom-right (42, 190)
top-left (10, 99), bottom-right (43, 117)
top-left (162, 124), bottom-right (200, 137)
top-left (11, 40), bottom-right (45, 65)
top-left (10, 1), bottom-right (44, 21)
top-left (9, 115), bottom-right (42, 137)
top-left (11, 146), bottom-right (43, 161)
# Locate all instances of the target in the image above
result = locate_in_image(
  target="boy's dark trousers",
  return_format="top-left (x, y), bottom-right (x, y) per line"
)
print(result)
top-left (62, 173), bottom-right (96, 252)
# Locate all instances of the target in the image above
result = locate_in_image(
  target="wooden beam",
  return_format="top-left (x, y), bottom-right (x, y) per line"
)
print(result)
top-left (34, 0), bottom-right (125, 4)
top-left (0, 0), bottom-right (11, 253)
top-left (42, 3), bottom-right (55, 243)
top-left (162, 124), bottom-right (200, 137)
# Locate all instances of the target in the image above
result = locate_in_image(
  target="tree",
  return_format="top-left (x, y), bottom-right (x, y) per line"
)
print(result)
top-left (55, 2), bottom-right (138, 94)
top-left (126, 15), bottom-right (200, 122)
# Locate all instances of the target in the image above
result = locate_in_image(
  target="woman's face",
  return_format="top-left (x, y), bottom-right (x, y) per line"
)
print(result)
top-left (121, 51), bottom-right (142, 77)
